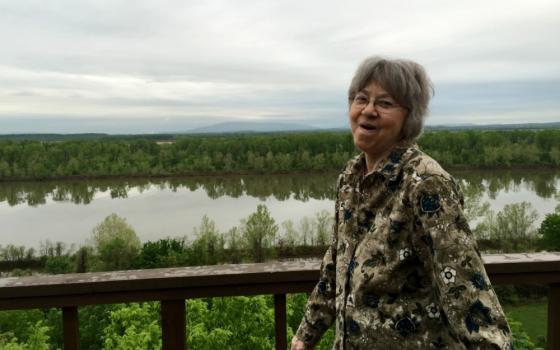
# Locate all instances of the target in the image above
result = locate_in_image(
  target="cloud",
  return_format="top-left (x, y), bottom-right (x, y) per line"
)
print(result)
top-left (0, 0), bottom-right (559, 132)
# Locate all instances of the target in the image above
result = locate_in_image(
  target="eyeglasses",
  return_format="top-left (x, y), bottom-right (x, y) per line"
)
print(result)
top-left (351, 92), bottom-right (405, 113)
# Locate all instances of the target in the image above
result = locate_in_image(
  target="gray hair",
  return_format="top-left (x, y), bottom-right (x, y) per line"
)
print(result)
top-left (348, 56), bottom-right (433, 141)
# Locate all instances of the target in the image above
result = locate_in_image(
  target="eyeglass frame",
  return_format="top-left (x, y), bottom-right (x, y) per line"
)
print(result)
top-left (350, 92), bottom-right (408, 114)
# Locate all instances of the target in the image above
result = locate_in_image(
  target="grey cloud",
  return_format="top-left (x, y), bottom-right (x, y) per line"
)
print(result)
top-left (0, 1), bottom-right (559, 133)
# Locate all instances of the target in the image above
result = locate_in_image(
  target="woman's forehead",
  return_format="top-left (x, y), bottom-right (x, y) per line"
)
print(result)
top-left (361, 82), bottom-right (391, 96)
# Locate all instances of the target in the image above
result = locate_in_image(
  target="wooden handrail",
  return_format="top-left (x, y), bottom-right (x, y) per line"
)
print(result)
top-left (1, 252), bottom-right (559, 350)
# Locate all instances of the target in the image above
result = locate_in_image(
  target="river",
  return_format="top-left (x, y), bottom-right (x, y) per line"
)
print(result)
top-left (0, 169), bottom-right (558, 249)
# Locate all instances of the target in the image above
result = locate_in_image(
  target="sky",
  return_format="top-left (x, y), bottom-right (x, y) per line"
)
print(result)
top-left (0, 0), bottom-right (559, 134)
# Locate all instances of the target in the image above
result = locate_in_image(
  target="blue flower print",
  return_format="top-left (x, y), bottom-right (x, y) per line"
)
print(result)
top-left (344, 209), bottom-right (352, 222)
top-left (420, 193), bottom-right (441, 213)
top-left (390, 219), bottom-right (404, 234)
top-left (395, 317), bottom-right (416, 337)
top-left (317, 280), bottom-right (328, 295)
top-left (346, 319), bottom-right (360, 335)
top-left (470, 272), bottom-right (488, 290)
top-left (363, 293), bottom-right (380, 308)
top-left (465, 299), bottom-right (493, 333)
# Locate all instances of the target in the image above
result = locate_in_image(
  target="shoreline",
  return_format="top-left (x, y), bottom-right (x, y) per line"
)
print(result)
top-left (1, 164), bottom-right (559, 183)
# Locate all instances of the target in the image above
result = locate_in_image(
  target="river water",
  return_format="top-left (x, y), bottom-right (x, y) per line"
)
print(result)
top-left (0, 170), bottom-right (558, 249)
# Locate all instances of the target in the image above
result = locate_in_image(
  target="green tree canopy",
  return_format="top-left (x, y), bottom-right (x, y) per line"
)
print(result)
top-left (242, 204), bottom-right (278, 262)
top-left (90, 213), bottom-right (141, 271)
top-left (539, 213), bottom-right (560, 251)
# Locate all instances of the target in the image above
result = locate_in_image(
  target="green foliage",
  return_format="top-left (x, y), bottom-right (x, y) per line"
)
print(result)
top-left (0, 321), bottom-right (53, 350)
top-left (474, 202), bottom-right (539, 252)
top-left (136, 239), bottom-right (188, 268)
top-left (187, 297), bottom-right (275, 350)
top-left (223, 227), bottom-right (243, 264)
top-left (44, 256), bottom-right (73, 275)
top-left (1, 130), bottom-right (558, 181)
top-left (313, 210), bottom-right (333, 246)
top-left (190, 216), bottom-right (224, 265)
top-left (538, 213), bottom-right (560, 250)
top-left (103, 303), bottom-right (161, 350)
top-left (90, 214), bottom-right (141, 271)
top-left (0, 296), bottom-right (550, 350)
top-left (79, 305), bottom-right (117, 350)
top-left (74, 246), bottom-right (92, 273)
top-left (242, 205), bottom-right (278, 262)
top-left (505, 303), bottom-right (547, 349)
top-left (508, 316), bottom-right (545, 350)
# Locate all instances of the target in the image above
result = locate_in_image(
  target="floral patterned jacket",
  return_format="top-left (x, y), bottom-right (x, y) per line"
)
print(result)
top-left (295, 141), bottom-right (512, 349)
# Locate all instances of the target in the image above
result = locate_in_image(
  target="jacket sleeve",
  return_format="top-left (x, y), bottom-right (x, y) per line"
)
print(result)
top-left (410, 174), bottom-right (513, 349)
top-left (295, 181), bottom-right (340, 348)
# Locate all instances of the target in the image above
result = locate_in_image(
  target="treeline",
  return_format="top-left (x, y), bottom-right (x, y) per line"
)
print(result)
top-left (1, 206), bottom-right (334, 275)
top-left (4, 200), bottom-right (559, 276)
top-left (0, 130), bottom-right (559, 180)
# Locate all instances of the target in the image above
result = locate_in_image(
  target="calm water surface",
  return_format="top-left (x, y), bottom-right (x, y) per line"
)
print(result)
top-left (0, 170), bottom-right (558, 249)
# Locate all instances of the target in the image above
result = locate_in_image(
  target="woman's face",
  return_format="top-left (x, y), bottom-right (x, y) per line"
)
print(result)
top-left (349, 81), bottom-right (407, 158)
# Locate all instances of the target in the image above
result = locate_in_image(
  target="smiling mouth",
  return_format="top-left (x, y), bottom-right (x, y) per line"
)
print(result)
top-left (359, 123), bottom-right (377, 131)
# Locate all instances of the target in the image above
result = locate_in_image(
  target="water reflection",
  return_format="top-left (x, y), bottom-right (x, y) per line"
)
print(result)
top-left (0, 173), bottom-right (340, 207)
top-left (0, 170), bottom-right (557, 208)
top-left (454, 169), bottom-right (558, 200)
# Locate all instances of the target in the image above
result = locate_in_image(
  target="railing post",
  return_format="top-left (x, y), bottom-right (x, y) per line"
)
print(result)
top-left (274, 294), bottom-right (287, 350)
top-left (548, 284), bottom-right (560, 350)
top-left (62, 306), bottom-right (79, 350)
top-left (161, 300), bottom-right (186, 350)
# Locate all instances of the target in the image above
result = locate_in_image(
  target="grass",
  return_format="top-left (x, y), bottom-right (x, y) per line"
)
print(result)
top-left (504, 302), bottom-right (547, 346)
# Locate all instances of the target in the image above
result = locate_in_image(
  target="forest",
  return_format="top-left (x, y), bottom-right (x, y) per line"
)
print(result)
top-left (0, 129), bottom-right (559, 180)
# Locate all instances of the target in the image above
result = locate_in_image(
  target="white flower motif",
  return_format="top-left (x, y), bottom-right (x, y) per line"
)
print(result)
top-left (441, 266), bottom-right (456, 284)
top-left (425, 303), bottom-right (440, 319)
top-left (399, 248), bottom-right (412, 261)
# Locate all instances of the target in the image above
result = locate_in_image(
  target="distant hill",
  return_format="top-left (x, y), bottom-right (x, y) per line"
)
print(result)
top-left (0, 121), bottom-right (558, 141)
top-left (186, 121), bottom-right (319, 134)
top-left (0, 133), bottom-right (174, 142)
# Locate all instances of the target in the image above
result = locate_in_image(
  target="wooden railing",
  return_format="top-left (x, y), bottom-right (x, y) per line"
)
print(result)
top-left (0, 252), bottom-right (559, 350)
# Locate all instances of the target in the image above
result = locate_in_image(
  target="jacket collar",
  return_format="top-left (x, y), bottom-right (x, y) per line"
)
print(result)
top-left (345, 139), bottom-right (419, 181)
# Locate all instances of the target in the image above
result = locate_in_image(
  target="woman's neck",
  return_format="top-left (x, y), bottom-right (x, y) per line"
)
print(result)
top-left (364, 148), bottom-right (392, 175)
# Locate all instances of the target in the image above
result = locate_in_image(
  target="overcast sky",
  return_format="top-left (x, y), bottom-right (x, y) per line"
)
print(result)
top-left (0, 0), bottom-right (559, 133)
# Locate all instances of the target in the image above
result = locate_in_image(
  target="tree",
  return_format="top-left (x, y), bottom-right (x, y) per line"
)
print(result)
top-left (190, 215), bottom-right (224, 265)
top-left (280, 220), bottom-right (299, 248)
top-left (299, 217), bottom-right (313, 246)
top-left (314, 210), bottom-right (333, 246)
top-left (242, 205), bottom-right (278, 262)
top-left (90, 213), bottom-right (141, 271)
top-left (224, 227), bottom-right (243, 264)
top-left (476, 202), bottom-right (538, 251)
top-left (75, 246), bottom-right (92, 273)
top-left (539, 213), bottom-right (560, 251)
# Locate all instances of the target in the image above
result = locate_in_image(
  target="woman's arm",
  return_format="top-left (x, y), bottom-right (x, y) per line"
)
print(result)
top-left (410, 174), bottom-right (513, 349)
top-left (292, 180), bottom-right (341, 349)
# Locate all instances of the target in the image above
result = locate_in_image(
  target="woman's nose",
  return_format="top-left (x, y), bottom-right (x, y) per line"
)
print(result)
top-left (362, 100), bottom-right (379, 116)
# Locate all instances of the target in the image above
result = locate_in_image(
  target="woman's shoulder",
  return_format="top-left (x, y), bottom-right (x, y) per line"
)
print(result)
top-left (335, 153), bottom-right (363, 186)
top-left (403, 148), bottom-right (463, 196)
top-left (405, 148), bottom-right (452, 181)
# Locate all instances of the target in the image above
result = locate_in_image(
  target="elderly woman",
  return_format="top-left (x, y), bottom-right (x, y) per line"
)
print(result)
top-left (291, 57), bottom-right (512, 349)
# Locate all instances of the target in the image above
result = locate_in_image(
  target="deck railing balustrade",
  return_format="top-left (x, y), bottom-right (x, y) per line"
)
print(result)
top-left (0, 252), bottom-right (559, 350)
